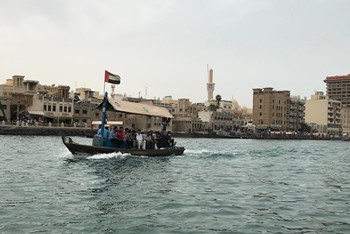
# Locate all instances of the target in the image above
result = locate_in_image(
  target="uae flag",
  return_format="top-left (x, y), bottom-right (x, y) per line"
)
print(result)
top-left (104, 70), bottom-right (121, 84)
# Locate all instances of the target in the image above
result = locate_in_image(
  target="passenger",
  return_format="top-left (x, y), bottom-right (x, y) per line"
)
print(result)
top-left (109, 126), bottom-right (118, 147)
top-left (167, 131), bottom-right (175, 146)
top-left (97, 125), bottom-right (102, 135)
top-left (141, 131), bottom-right (148, 149)
top-left (147, 130), bottom-right (156, 149)
top-left (124, 128), bottom-right (130, 148)
top-left (103, 126), bottom-right (111, 146)
top-left (131, 130), bottom-right (137, 148)
top-left (154, 131), bottom-right (161, 149)
top-left (116, 126), bottom-right (124, 148)
top-left (136, 129), bottom-right (143, 149)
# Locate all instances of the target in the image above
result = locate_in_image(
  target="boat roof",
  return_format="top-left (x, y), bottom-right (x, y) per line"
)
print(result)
top-left (98, 98), bottom-right (173, 119)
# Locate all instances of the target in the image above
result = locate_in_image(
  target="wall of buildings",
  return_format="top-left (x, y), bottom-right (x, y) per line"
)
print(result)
top-left (305, 92), bottom-right (341, 135)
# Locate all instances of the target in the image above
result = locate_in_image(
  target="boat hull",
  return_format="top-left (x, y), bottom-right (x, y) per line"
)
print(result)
top-left (62, 136), bottom-right (185, 157)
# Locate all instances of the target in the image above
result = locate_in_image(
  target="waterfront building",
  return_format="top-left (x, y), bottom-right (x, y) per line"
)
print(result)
top-left (40, 86), bottom-right (74, 124)
top-left (288, 96), bottom-right (306, 131)
top-left (252, 87), bottom-right (290, 130)
top-left (198, 110), bottom-right (242, 134)
top-left (305, 91), bottom-right (341, 135)
top-left (324, 74), bottom-right (350, 106)
top-left (323, 74), bottom-right (350, 134)
top-left (0, 97), bottom-right (10, 121)
top-left (0, 75), bottom-right (40, 121)
top-left (340, 106), bottom-right (350, 135)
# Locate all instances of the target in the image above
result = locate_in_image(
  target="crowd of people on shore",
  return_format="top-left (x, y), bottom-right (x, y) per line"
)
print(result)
top-left (96, 125), bottom-right (175, 149)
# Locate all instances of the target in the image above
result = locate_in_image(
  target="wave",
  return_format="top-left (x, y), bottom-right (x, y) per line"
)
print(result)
top-left (87, 152), bottom-right (130, 160)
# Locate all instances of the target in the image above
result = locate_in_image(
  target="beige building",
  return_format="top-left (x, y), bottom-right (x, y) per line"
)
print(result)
top-left (198, 110), bottom-right (242, 134)
top-left (252, 87), bottom-right (290, 130)
top-left (0, 75), bottom-right (39, 121)
top-left (0, 97), bottom-right (10, 121)
top-left (324, 74), bottom-right (350, 107)
top-left (341, 106), bottom-right (350, 135)
top-left (305, 91), bottom-right (342, 135)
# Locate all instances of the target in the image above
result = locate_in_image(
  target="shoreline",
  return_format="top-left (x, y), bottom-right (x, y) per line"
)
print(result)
top-left (0, 125), bottom-right (346, 140)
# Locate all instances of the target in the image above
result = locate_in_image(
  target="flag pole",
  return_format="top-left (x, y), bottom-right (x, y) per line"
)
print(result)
top-left (100, 91), bottom-right (108, 146)
top-left (103, 70), bottom-right (106, 95)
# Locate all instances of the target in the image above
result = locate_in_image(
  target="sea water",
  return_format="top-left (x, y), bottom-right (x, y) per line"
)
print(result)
top-left (0, 135), bottom-right (349, 233)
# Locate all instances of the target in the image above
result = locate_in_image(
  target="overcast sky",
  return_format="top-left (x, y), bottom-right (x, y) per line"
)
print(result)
top-left (1, 0), bottom-right (349, 107)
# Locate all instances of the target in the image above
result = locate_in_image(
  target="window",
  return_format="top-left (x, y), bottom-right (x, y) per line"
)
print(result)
top-left (48, 105), bottom-right (51, 111)
top-left (259, 112), bottom-right (262, 116)
top-left (260, 105), bottom-right (262, 109)
top-left (59, 106), bottom-right (63, 112)
top-left (64, 106), bottom-right (67, 112)
top-left (75, 109), bottom-right (80, 114)
top-left (68, 107), bottom-right (72, 112)
top-left (44, 105), bottom-right (47, 111)
top-left (52, 106), bottom-right (56, 112)
top-left (95, 113), bottom-right (99, 117)
top-left (83, 110), bottom-right (88, 115)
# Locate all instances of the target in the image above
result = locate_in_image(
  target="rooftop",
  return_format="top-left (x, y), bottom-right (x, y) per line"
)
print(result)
top-left (324, 74), bottom-right (350, 82)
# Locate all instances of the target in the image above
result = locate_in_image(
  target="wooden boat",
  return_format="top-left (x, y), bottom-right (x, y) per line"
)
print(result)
top-left (62, 89), bottom-right (185, 157)
top-left (62, 136), bottom-right (185, 157)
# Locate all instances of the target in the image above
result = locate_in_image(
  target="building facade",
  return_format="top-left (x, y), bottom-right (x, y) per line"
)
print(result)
top-left (340, 106), bottom-right (350, 135)
top-left (252, 87), bottom-right (290, 130)
top-left (305, 91), bottom-right (342, 135)
top-left (324, 74), bottom-right (350, 107)
top-left (288, 96), bottom-right (305, 131)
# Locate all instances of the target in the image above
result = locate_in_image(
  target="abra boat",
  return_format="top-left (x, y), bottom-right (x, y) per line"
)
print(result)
top-left (62, 90), bottom-right (185, 157)
top-left (62, 136), bottom-right (185, 157)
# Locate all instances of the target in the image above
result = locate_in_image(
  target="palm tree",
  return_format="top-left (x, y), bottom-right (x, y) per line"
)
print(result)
top-left (215, 94), bottom-right (222, 109)
top-left (208, 104), bottom-right (218, 111)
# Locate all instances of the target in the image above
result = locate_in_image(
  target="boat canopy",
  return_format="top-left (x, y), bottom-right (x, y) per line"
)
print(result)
top-left (98, 98), bottom-right (173, 119)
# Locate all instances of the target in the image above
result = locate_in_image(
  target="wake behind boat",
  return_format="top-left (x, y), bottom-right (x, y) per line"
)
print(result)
top-left (62, 136), bottom-right (185, 157)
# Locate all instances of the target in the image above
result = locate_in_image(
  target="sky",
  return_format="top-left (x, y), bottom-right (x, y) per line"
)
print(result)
top-left (1, 0), bottom-right (349, 108)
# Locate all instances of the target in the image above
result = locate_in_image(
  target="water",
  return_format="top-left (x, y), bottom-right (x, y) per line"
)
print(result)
top-left (1, 136), bottom-right (350, 233)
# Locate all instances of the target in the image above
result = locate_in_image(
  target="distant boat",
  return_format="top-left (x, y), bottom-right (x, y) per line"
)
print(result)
top-left (62, 136), bottom-right (185, 157)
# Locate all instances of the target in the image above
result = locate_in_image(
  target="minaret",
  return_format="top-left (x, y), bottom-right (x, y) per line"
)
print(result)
top-left (111, 84), bottom-right (116, 99)
top-left (207, 66), bottom-right (215, 101)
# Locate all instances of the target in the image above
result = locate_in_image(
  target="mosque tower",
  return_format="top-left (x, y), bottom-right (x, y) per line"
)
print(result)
top-left (111, 84), bottom-right (116, 99)
top-left (207, 66), bottom-right (215, 101)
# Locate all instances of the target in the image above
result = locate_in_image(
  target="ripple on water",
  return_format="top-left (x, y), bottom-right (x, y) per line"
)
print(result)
top-left (1, 137), bottom-right (350, 233)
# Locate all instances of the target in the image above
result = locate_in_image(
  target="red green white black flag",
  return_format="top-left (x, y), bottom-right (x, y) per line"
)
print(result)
top-left (104, 70), bottom-right (121, 84)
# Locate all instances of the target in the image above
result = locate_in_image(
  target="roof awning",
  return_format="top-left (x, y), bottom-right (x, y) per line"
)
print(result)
top-left (28, 110), bottom-right (45, 116)
top-left (98, 98), bottom-right (173, 119)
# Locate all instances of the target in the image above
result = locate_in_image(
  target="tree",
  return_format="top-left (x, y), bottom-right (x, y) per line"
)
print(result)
top-left (300, 123), bottom-right (312, 133)
top-left (215, 94), bottom-right (222, 108)
top-left (208, 104), bottom-right (218, 111)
